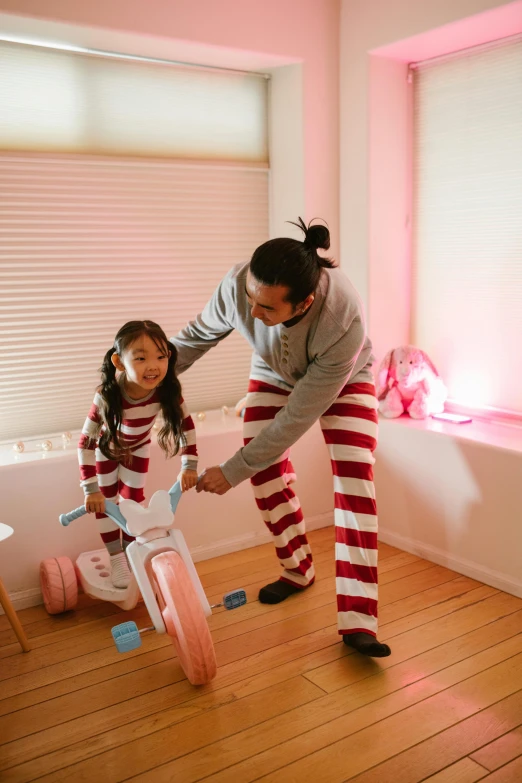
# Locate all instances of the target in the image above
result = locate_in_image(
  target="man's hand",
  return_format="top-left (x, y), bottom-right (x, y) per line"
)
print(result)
top-left (85, 491), bottom-right (105, 514)
top-left (196, 466), bottom-right (232, 495)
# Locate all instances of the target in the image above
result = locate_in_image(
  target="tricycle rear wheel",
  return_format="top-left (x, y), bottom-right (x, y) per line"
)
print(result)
top-left (40, 557), bottom-right (78, 615)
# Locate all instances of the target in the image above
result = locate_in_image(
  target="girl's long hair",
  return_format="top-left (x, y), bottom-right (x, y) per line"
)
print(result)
top-left (97, 320), bottom-right (185, 461)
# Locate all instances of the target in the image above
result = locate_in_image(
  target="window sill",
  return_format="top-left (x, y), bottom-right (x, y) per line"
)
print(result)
top-left (0, 409), bottom-right (244, 469)
top-left (378, 413), bottom-right (522, 456)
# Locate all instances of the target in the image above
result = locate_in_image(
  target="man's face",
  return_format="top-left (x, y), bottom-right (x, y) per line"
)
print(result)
top-left (245, 271), bottom-right (298, 326)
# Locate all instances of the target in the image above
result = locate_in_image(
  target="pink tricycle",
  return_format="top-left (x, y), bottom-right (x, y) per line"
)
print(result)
top-left (39, 481), bottom-right (246, 685)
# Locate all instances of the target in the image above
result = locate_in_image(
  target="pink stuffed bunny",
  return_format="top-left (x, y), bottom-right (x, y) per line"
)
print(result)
top-left (377, 345), bottom-right (447, 419)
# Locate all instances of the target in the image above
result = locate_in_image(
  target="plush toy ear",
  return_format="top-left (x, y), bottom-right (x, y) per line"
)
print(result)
top-left (377, 349), bottom-right (395, 400)
top-left (419, 350), bottom-right (439, 376)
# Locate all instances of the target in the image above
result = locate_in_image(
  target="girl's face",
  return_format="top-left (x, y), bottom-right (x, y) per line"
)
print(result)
top-left (112, 334), bottom-right (170, 399)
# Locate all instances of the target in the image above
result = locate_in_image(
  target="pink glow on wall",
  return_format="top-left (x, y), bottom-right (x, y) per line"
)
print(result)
top-left (367, 1), bottom-right (522, 404)
top-left (371, 0), bottom-right (522, 62)
top-left (448, 371), bottom-right (493, 411)
top-left (368, 55), bottom-right (412, 366)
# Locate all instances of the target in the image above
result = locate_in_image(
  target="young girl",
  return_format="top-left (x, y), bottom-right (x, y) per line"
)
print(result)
top-left (78, 320), bottom-right (198, 588)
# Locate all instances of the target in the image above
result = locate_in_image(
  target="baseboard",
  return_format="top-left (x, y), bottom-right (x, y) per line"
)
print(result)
top-left (190, 511), bottom-right (334, 562)
top-left (1, 512), bottom-right (334, 613)
top-left (379, 527), bottom-right (522, 599)
top-left (0, 587), bottom-right (43, 614)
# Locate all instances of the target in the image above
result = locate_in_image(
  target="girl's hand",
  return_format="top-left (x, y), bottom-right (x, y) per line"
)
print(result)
top-left (85, 492), bottom-right (105, 514)
top-left (178, 468), bottom-right (199, 492)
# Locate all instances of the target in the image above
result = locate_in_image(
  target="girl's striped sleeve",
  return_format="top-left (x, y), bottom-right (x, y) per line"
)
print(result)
top-left (78, 394), bottom-right (103, 494)
top-left (180, 396), bottom-right (198, 471)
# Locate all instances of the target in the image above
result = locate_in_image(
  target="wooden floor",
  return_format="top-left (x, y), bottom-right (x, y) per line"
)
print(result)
top-left (1, 527), bottom-right (522, 783)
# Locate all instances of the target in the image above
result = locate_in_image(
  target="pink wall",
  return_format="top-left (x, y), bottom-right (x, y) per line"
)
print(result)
top-left (365, 0), bottom-right (522, 369)
top-left (0, 0), bottom-right (341, 256)
top-left (0, 0), bottom-right (341, 603)
top-left (368, 55), bottom-right (412, 366)
top-left (373, 0), bottom-right (522, 61)
top-left (341, 0), bottom-right (522, 599)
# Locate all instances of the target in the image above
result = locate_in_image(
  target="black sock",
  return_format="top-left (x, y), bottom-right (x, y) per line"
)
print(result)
top-left (343, 632), bottom-right (391, 658)
top-left (258, 580), bottom-right (304, 604)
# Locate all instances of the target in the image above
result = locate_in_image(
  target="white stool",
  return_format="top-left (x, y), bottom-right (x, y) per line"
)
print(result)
top-left (0, 523), bottom-right (30, 652)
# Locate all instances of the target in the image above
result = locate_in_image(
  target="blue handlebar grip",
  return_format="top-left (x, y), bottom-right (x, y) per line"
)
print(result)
top-left (59, 501), bottom-right (129, 535)
top-left (59, 506), bottom-right (87, 526)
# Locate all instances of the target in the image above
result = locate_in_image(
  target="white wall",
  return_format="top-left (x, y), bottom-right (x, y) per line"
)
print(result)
top-left (0, 419), bottom-right (333, 608)
top-left (0, 0), bottom-right (340, 606)
top-left (0, 0), bottom-right (340, 255)
top-left (267, 64), bottom-right (305, 238)
top-left (375, 420), bottom-right (522, 597)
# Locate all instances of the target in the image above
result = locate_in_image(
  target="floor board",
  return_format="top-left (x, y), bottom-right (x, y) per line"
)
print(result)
top-left (1, 527), bottom-right (520, 783)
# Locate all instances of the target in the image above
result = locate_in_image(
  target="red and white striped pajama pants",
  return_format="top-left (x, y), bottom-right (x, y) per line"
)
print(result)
top-left (244, 379), bottom-right (379, 637)
top-left (95, 441), bottom-right (150, 553)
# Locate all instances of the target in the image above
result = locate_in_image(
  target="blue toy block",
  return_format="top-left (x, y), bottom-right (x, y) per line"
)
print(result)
top-left (111, 621), bottom-right (142, 653)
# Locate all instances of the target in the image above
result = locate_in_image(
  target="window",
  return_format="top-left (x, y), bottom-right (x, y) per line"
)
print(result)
top-left (0, 42), bottom-right (269, 442)
top-left (412, 36), bottom-right (522, 415)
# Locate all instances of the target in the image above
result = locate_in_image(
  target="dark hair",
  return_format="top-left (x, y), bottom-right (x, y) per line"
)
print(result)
top-left (97, 320), bottom-right (185, 461)
top-left (249, 217), bottom-right (336, 306)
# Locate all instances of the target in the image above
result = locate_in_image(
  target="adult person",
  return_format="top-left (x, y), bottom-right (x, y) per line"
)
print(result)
top-left (172, 218), bottom-right (391, 657)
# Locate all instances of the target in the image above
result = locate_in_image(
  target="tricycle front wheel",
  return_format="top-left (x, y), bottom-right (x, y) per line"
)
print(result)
top-left (152, 551), bottom-right (217, 685)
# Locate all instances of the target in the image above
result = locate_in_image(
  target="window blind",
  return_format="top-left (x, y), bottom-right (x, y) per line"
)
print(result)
top-left (412, 36), bottom-right (522, 414)
top-left (0, 41), bottom-right (269, 442)
top-left (0, 153), bottom-right (268, 442)
top-left (0, 41), bottom-right (268, 161)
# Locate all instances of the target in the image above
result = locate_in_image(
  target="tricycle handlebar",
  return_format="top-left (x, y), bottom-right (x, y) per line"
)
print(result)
top-left (60, 480), bottom-right (184, 532)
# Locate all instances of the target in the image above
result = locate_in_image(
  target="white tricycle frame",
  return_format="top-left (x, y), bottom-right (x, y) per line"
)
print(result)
top-left (41, 481), bottom-right (246, 685)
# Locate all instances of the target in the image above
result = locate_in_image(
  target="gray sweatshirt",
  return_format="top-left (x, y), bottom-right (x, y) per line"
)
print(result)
top-left (172, 261), bottom-right (374, 487)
